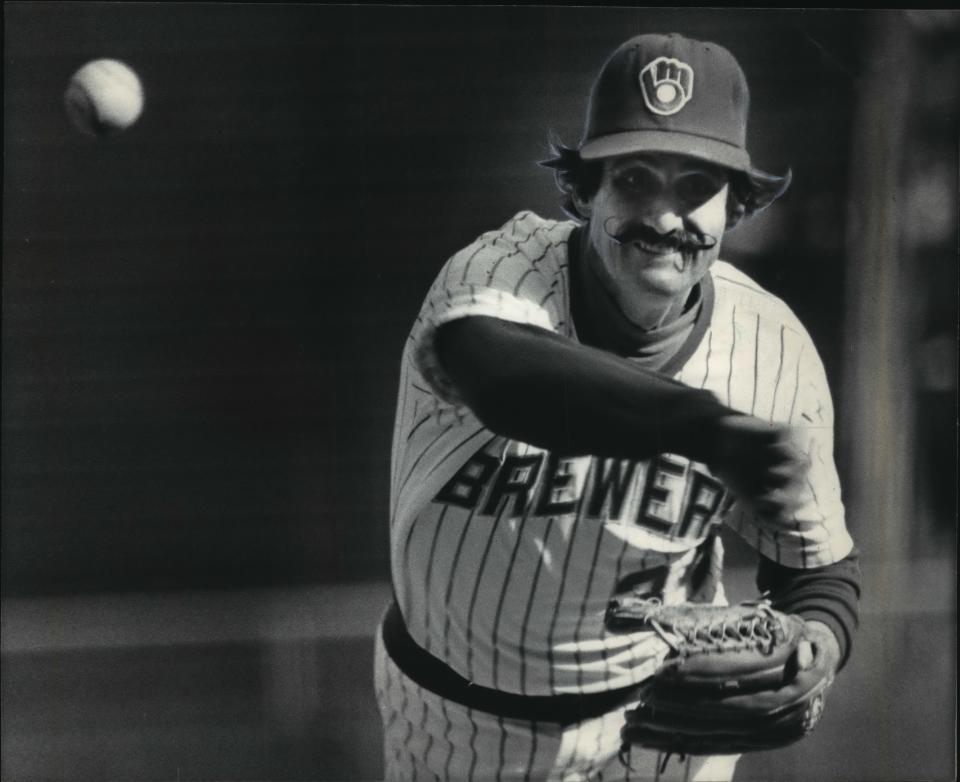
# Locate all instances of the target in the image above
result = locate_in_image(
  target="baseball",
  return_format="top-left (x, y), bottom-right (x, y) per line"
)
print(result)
top-left (64, 59), bottom-right (144, 137)
top-left (656, 83), bottom-right (678, 103)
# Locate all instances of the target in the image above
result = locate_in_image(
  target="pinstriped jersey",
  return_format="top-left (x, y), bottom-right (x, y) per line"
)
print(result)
top-left (390, 210), bottom-right (854, 697)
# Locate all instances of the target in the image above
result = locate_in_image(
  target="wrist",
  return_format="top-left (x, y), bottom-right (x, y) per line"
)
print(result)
top-left (804, 619), bottom-right (843, 674)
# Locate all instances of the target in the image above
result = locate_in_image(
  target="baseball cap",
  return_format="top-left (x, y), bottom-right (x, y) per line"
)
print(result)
top-left (579, 33), bottom-right (787, 203)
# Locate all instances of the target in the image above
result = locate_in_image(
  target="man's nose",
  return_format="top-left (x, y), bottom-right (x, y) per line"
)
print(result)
top-left (640, 205), bottom-right (683, 235)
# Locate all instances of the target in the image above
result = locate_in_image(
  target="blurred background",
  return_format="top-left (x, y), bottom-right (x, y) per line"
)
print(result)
top-left (2, 5), bottom-right (956, 780)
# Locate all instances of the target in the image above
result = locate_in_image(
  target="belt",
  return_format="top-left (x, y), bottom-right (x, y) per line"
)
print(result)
top-left (380, 600), bottom-right (643, 725)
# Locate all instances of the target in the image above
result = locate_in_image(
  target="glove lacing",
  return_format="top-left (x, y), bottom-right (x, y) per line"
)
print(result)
top-left (640, 598), bottom-right (785, 656)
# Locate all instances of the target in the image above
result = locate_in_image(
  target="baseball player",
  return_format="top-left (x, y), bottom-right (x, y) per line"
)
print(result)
top-left (375, 33), bottom-right (861, 781)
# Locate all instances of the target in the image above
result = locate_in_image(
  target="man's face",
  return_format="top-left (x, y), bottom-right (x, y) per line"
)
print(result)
top-left (577, 152), bottom-right (730, 323)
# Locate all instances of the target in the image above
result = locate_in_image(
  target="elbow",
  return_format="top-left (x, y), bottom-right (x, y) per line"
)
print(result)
top-left (434, 316), bottom-right (530, 421)
top-left (434, 316), bottom-right (567, 448)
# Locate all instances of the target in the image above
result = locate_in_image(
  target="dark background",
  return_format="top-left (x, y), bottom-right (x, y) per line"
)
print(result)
top-left (3, 5), bottom-right (866, 595)
top-left (3, 6), bottom-right (957, 782)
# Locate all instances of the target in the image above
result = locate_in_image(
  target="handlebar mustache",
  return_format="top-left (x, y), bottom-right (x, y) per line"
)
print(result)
top-left (604, 219), bottom-right (718, 252)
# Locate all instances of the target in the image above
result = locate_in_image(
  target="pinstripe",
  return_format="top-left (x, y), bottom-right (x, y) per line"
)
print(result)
top-left (611, 521), bottom-right (634, 600)
top-left (593, 717), bottom-right (606, 775)
top-left (559, 720), bottom-right (584, 779)
top-left (411, 381), bottom-right (433, 396)
top-left (518, 517), bottom-right (557, 694)
top-left (422, 505), bottom-right (448, 654)
top-left (466, 708), bottom-right (479, 782)
top-left (394, 359), bottom-right (412, 445)
top-left (490, 497), bottom-right (536, 690)
top-left (397, 423), bottom-right (457, 503)
top-left (546, 513), bottom-right (579, 693)
top-left (487, 246), bottom-right (522, 289)
top-left (465, 500), bottom-right (508, 682)
top-left (751, 313), bottom-right (760, 415)
top-left (524, 722), bottom-right (539, 782)
top-left (556, 262), bottom-right (570, 334)
top-left (393, 358), bottom-right (417, 447)
top-left (496, 716), bottom-right (508, 782)
top-left (513, 266), bottom-right (537, 297)
top-left (726, 305), bottom-right (737, 406)
top-left (398, 673), bottom-right (413, 776)
top-left (805, 474), bottom-right (826, 521)
top-left (400, 517), bottom-right (422, 618)
top-left (485, 220), bottom-right (542, 284)
top-left (441, 699), bottom-right (455, 781)
top-left (800, 437), bottom-right (827, 566)
top-left (700, 330), bottom-right (713, 389)
top-left (443, 500), bottom-right (480, 661)
top-left (770, 325), bottom-right (785, 421)
top-left (530, 236), bottom-right (567, 267)
top-left (546, 460), bottom-right (594, 692)
top-left (441, 254), bottom-right (455, 290)
top-left (547, 277), bottom-right (561, 309)
top-left (411, 698), bottom-right (422, 782)
top-left (788, 344), bottom-right (806, 423)
top-left (419, 428), bottom-right (495, 487)
top-left (382, 655), bottom-right (400, 748)
top-left (712, 270), bottom-right (766, 294)
top-left (458, 244), bottom-right (488, 286)
top-left (574, 516), bottom-right (609, 690)
top-left (605, 518), bottom-right (638, 682)
top-left (521, 223), bottom-right (549, 253)
top-left (416, 684), bottom-right (431, 782)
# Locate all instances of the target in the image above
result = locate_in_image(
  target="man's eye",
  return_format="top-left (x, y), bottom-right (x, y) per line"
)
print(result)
top-left (616, 170), bottom-right (657, 193)
top-left (677, 176), bottom-right (723, 203)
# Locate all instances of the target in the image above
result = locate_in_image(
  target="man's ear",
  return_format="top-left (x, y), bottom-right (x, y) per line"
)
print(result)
top-left (571, 188), bottom-right (593, 218)
top-left (725, 197), bottom-right (746, 230)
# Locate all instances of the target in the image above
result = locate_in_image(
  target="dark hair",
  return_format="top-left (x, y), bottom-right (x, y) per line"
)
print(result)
top-left (538, 140), bottom-right (605, 221)
top-left (538, 138), bottom-right (790, 227)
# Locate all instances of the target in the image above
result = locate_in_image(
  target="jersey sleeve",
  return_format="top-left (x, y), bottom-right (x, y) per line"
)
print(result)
top-left (725, 337), bottom-right (854, 568)
top-left (409, 211), bottom-right (573, 406)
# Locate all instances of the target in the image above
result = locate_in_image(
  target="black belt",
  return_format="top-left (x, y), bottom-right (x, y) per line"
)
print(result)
top-left (381, 600), bottom-right (643, 725)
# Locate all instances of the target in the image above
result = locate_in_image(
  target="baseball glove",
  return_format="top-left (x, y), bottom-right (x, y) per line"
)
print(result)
top-left (606, 594), bottom-right (834, 758)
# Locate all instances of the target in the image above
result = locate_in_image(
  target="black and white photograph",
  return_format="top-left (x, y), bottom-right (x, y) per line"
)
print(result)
top-left (2, 5), bottom-right (957, 781)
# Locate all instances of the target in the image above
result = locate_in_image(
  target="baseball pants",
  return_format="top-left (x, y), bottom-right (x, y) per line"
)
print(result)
top-left (374, 629), bottom-right (740, 782)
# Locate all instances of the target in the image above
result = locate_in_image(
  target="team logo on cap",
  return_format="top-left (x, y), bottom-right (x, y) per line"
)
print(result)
top-left (639, 57), bottom-right (694, 116)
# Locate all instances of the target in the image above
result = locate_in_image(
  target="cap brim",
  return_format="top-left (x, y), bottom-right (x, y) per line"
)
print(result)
top-left (579, 130), bottom-right (752, 172)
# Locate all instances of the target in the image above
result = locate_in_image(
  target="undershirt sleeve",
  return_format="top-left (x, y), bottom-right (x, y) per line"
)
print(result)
top-left (756, 548), bottom-right (862, 669)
